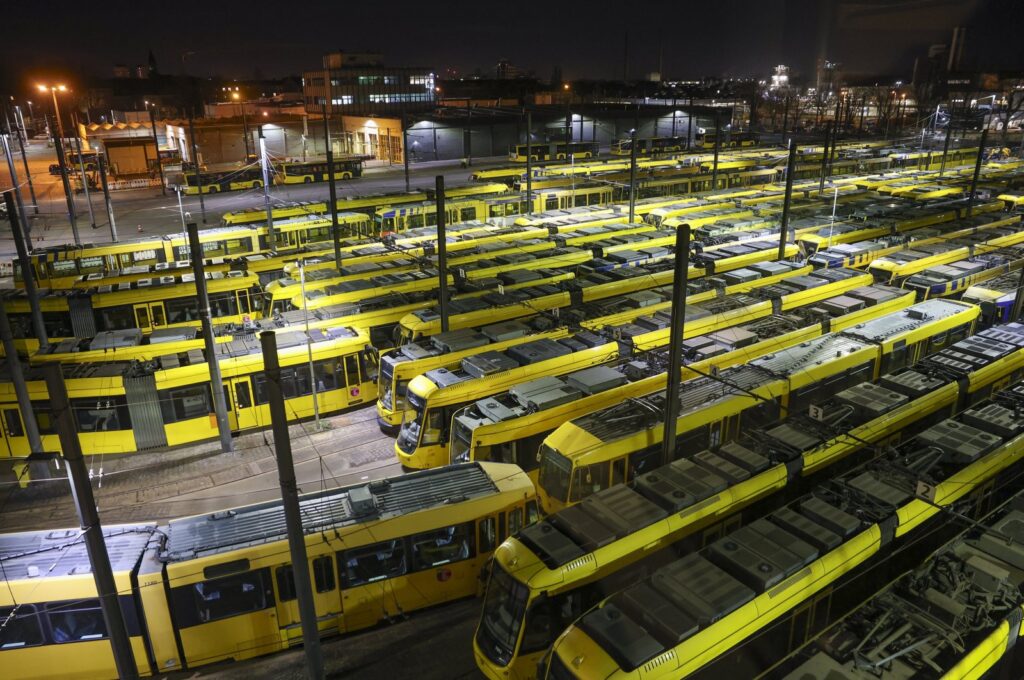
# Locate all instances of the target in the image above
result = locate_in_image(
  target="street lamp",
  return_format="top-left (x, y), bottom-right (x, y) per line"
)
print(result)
top-left (37, 83), bottom-right (68, 138)
top-left (232, 91), bottom-right (251, 158)
top-left (143, 100), bottom-right (167, 195)
top-left (37, 82), bottom-right (81, 243)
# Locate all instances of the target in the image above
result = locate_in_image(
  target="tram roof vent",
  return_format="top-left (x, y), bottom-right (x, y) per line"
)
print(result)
top-left (349, 485), bottom-right (376, 516)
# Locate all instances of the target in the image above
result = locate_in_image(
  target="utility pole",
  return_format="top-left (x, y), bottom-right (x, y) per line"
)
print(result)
top-left (70, 121), bottom-right (96, 230)
top-left (939, 118), bottom-right (953, 177)
top-left (97, 151), bottom-right (117, 242)
top-left (0, 304), bottom-right (42, 454)
top-left (187, 115), bottom-right (207, 224)
top-left (5, 192), bottom-right (47, 349)
top-left (258, 126), bottom-right (275, 246)
top-left (435, 175), bottom-right (450, 332)
top-left (50, 114), bottom-right (80, 244)
top-left (827, 98), bottom-right (841, 177)
top-left (525, 111), bottom-right (533, 215)
top-left (258, 331), bottom-right (325, 680)
top-left (686, 97), bottom-right (694, 149)
top-left (778, 139), bottom-right (797, 260)
top-left (660, 225), bottom-right (691, 467)
top-left (146, 103), bottom-right (166, 195)
top-left (12, 109), bottom-right (38, 213)
top-left (2, 132), bottom-right (32, 248)
top-left (43, 363), bottom-right (139, 680)
top-left (402, 111), bottom-right (411, 193)
top-left (711, 109), bottom-right (721, 191)
top-left (628, 127), bottom-right (638, 223)
top-left (321, 109), bottom-right (340, 265)
top-left (298, 265), bottom-right (320, 430)
top-left (465, 105), bottom-right (473, 167)
top-left (966, 127), bottom-right (988, 218)
top-left (187, 223), bottom-right (233, 453)
top-left (818, 114), bottom-right (832, 193)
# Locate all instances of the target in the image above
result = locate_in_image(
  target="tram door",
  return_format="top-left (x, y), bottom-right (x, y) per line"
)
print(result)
top-left (273, 556), bottom-right (342, 641)
top-left (133, 302), bottom-right (166, 331)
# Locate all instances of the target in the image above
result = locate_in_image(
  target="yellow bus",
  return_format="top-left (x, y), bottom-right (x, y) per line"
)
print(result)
top-left (276, 158), bottom-right (363, 183)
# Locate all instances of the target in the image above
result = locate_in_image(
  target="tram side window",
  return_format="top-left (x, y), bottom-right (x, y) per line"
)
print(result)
top-left (71, 397), bottom-right (130, 432)
top-left (479, 517), bottom-right (497, 553)
top-left (949, 323), bottom-right (970, 344)
top-left (160, 385), bottom-right (212, 423)
top-left (521, 591), bottom-right (587, 654)
top-left (0, 604), bottom-right (44, 649)
top-left (252, 366), bottom-right (315, 403)
top-left (345, 355), bottom-right (360, 386)
top-left (313, 358), bottom-right (342, 391)
top-left (508, 507), bottom-right (524, 535)
top-left (740, 398), bottom-right (781, 430)
top-left (235, 382), bottom-right (252, 409)
top-left (883, 340), bottom-right (909, 373)
top-left (165, 297), bottom-right (200, 324)
top-left (460, 207), bottom-right (475, 222)
top-left (313, 556), bottom-right (335, 593)
top-left (628, 448), bottom-right (661, 480)
top-left (410, 523), bottom-right (474, 570)
top-left (97, 305), bottom-right (136, 331)
top-left (46, 600), bottom-right (107, 642)
top-left (5, 313), bottom-right (32, 339)
top-left (276, 566), bottom-right (297, 601)
top-left (4, 410), bottom-right (23, 437)
top-left (31, 401), bottom-right (57, 434)
top-left (208, 291), bottom-right (239, 318)
top-left (189, 570), bottom-right (269, 624)
top-left (340, 540), bottom-right (407, 588)
top-left (570, 462), bottom-right (609, 502)
top-left (43, 312), bottom-right (74, 338)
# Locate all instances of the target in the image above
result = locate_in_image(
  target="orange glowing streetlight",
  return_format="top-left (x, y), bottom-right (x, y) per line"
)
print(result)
top-left (37, 83), bottom-right (69, 138)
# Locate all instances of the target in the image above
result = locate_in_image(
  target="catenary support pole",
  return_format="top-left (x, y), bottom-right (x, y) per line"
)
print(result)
top-left (43, 363), bottom-right (139, 680)
top-left (818, 115), bottom-right (831, 193)
top-left (259, 127), bottom-right (275, 245)
top-left (436, 175), bottom-right (451, 332)
top-left (628, 127), bottom-right (638, 223)
top-left (50, 115), bottom-right (80, 244)
top-left (12, 113), bottom-right (38, 214)
top-left (259, 331), bottom-right (326, 680)
top-left (322, 110), bottom-right (341, 264)
top-left (0, 304), bottom-right (42, 454)
top-left (966, 127), bottom-right (988, 218)
top-left (711, 109), bottom-right (721, 191)
top-left (661, 225), bottom-right (691, 467)
top-left (97, 152), bottom-right (117, 241)
top-left (71, 126), bottom-right (96, 229)
top-left (778, 139), bottom-right (798, 260)
top-left (939, 118), bottom-right (953, 177)
top-left (187, 116), bottom-right (207, 224)
top-left (525, 111), bottom-right (533, 215)
top-left (2, 132), bottom-right (32, 249)
top-left (147, 104), bottom-right (166, 195)
top-left (5, 191), bottom-right (47, 349)
top-left (187, 223), bottom-right (233, 453)
top-left (827, 99), bottom-right (841, 176)
top-left (402, 112), bottom-right (411, 193)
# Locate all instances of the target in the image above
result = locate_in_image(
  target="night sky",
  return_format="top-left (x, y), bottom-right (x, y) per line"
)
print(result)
top-left (2, 0), bottom-right (1020, 93)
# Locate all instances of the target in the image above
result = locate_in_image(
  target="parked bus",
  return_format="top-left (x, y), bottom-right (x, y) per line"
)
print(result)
top-left (181, 166), bottom-right (264, 194)
top-left (509, 141), bottom-right (598, 162)
top-left (276, 158), bottom-right (363, 184)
